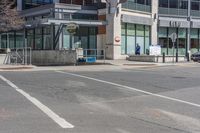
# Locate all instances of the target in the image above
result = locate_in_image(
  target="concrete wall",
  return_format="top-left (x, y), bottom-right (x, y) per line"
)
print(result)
top-left (31, 50), bottom-right (77, 66)
top-left (0, 54), bottom-right (6, 65)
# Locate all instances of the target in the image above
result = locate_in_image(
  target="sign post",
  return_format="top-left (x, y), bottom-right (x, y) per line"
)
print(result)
top-left (169, 33), bottom-right (177, 63)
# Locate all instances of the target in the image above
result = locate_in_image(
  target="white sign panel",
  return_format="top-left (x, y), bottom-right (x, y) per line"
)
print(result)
top-left (150, 45), bottom-right (161, 56)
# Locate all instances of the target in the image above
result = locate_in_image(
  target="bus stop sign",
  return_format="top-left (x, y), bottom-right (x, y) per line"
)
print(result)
top-left (170, 33), bottom-right (177, 43)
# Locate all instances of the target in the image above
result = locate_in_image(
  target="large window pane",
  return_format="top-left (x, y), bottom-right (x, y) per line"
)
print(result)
top-left (159, 27), bottom-right (168, 54)
top-left (178, 28), bottom-right (186, 55)
top-left (27, 29), bottom-right (34, 49)
top-left (43, 26), bottom-right (52, 50)
top-left (136, 25), bottom-right (144, 54)
top-left (8, 32), bottom-right (15, 49)
top-left (35, 28), bottom-right (43, 50)
top-left (169, 0), bottom-right (178, 8)
top-left (127, 36), bottom-right (135, 54)
top-left (145, 26), bottom-right (150, 54)
top-left (159, 0), bottom-right (168, 7)
top-left (191, 29), bottom-right (199, 54)
top-left (16, 31), bottom-right (24, 48)
top-left (1, 34), bottom-right (7, 49)
top-left (168, 28), bottom-right (176, 55)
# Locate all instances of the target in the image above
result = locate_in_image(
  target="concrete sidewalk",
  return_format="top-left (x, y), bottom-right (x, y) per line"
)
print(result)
top-left (0, 60), bottom-right (198, 72)
top-left (0, 65), bottom-right (35, 71)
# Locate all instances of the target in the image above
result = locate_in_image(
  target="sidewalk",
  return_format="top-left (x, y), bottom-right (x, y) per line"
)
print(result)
top-left (0, 60), bottom-right (198, 72)
top-left (0, 64), bottom-right (35, 71)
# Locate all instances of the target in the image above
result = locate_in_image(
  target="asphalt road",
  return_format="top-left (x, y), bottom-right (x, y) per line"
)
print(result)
top-left (0, 64), bottom-right (200, 133)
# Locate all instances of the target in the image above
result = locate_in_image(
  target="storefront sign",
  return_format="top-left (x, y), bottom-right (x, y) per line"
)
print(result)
top-left (66, 23), bottom-right (79, 34)
top-left (169, 21), bottom-right (181, 28)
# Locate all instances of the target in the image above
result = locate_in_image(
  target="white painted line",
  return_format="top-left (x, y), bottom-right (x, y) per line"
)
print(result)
top-left (0, 75), bottom-right (74, 129)
top-left (56, 71), bottom-right (200, 108)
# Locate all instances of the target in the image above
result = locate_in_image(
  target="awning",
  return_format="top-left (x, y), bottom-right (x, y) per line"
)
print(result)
top-left (26, 18), bottom-right (107, 28)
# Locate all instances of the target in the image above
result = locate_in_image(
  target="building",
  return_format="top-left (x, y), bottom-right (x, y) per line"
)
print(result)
top-left (0, 0), bottom-right (200, 60)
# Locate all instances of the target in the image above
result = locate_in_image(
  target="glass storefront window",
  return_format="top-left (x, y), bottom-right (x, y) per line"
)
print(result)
top-left (1, 34), bottom-right (7, 49)
top-left (168, 28), bottom-right (176, 55)
top-left (159, 27), bottom-right (168, 54)
top-left (63, 26), bottom-right (70, 49)
top-left (178, 28), bottom-right (186, 55)
top-left (127, 23), bottom-right (135, 54)
top-left (121, 23), bottom-right (150, 55)
top-left (43, 26), bottom-right (52, 50)
top-left (121, 23), bottom-right (126, 54)
top-left (191, 29), bottom-right (199, 54)
top-left (27, 29), bottom-right (34, 49)
top-left (16, 31), bottom-right (24, 48)
top-left (35, 28), bottom-right (43, 50)
top-left (8, 32), bottom-right (15, 49)
top-left (145, 26), bottom-right (150, 54)
top-left (136, 25), bottom-right (145, 54)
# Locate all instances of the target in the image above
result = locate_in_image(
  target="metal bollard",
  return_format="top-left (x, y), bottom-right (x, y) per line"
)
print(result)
top-left (162, 52), bottom-right (165, 63)
top-left (176, 52), bottom-right (178, 62)
top-left (187, 52), bottom-right (190, 62)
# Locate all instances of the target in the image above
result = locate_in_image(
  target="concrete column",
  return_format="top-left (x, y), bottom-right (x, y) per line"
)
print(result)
top-left (151, 0), bottom-right (158, 46)
top-left (17, 0), bottom-right (22, 11)
top-left (105, 0), bottom-right (122, 59)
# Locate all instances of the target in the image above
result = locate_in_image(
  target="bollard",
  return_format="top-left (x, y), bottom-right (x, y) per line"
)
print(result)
top-left (176, 52), bottom-right (178, 62)
top-left (187, 52), bottom-right (190, 62)
top-left (163, 52), bottom-right (165, 63)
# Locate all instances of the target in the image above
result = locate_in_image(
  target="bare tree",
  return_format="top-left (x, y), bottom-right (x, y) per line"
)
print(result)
top-left (0, 0), bottom-right (24, 32)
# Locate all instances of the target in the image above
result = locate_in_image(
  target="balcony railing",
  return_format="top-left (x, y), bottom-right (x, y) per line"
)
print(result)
top-left (122, 2), bottom-right (151, 13)
top-left (159, 7), bottom-right (188, 16)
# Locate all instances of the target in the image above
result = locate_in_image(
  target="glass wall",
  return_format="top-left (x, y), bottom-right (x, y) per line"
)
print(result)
top-left (27, 29), bottom-right (34, 49)
top-left (191, 0), bottom-right (200, 17)
top-left (35, 28), bottom-right (43, 50)
top-left (159, 0), bottom-right (188, 16)
top-left (43, 26), bottom-right (52, 50)
top-left (16, 31), bottom-right (24, 48)
top-left (62, 26), bottom-right (97, 50)
top-left (59, 0), bottom-right (95, 6)
top-left (23, 0), bottom-right (53, 10)
top-left (121, 23), bottom-right (150, 55)
top-left (159, 27), bottom-right (168, 54)
top-left (159, 27), bottom-right (200, 55)
top-left (1, 34), bottom-right (8, 49)
top-left (191, 29), bottom-right (199, 53)
top-left (122, 0), bottom-right (151, 12)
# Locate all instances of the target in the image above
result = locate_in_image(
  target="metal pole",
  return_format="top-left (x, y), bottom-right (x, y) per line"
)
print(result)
top-left (187, 0), bottom-right (191, 61)
top-left (104, 49), bottom-right (106, 64)
top-left (173, 42), bottom-right (175, 63)
top-left (30, 48), bottom-right (32, 65)
top-left (176, 42), bottom-right (178, 62)
top-left (25, 38), bottom-right (27, 65)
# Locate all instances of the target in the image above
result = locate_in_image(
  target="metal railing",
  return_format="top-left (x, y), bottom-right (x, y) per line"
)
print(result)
top-left (4, 47), bottom-right (32, 65)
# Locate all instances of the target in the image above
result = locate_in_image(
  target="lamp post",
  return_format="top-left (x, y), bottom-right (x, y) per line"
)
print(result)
top-left (187, 0), bottom-right (191, 61)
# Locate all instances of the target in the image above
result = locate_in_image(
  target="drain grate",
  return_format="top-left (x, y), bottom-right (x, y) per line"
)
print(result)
top-left (172, 76), bottom-right (187, 79)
